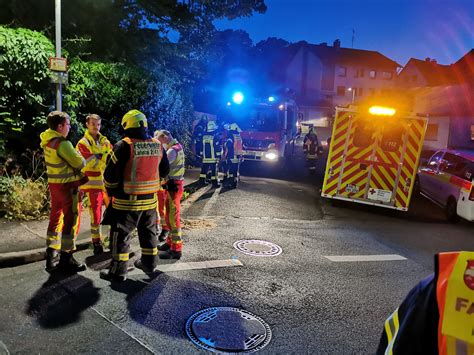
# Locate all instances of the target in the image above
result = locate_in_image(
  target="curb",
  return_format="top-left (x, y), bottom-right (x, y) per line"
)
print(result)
top-left (0, 178), bottom-right (202, 269)
top-left (0, 240), bottom-right (91, 268)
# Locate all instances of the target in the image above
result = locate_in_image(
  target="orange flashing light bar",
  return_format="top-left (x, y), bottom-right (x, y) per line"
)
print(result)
top-left (369, 106), bottom-right (396, 116)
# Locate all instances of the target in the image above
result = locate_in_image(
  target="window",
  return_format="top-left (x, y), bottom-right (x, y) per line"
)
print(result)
top-left (355, 68), bottom-right (365, 78)
top-left (353, 120), bottom-right (375, 148)
top-left (427, 151), bottom-right (444, 169)
top-left (338, 66), bottom-right (347, 77)
top-left (337, 86), bottom-right (346, 96)
top-left (382, 71), bottom-right (393, 80)
top-left (381, 123), bottom-right (403, 152)
top-left (440, 153), bottom-right (470, 180)
top-left (369, 70), bottom-right (376, 79)
top-left (425, 124), bottom-right (439, 141)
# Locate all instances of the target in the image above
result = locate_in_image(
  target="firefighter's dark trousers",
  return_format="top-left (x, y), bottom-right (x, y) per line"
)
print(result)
top-left (200, 161), bottom-right (218, 182)
top-left (109, 207), bottom-right (159, 269)
top-left (225, 160), bottom-right (240, 182)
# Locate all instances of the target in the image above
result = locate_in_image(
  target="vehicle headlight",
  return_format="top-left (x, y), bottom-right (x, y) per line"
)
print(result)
top-left (265, 150), bottom-right (278, 161)
top-left (267, 143), bottom-right (276, 149)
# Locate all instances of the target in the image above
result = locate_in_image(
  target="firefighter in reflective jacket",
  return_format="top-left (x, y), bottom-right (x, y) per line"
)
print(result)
top-left (303, 126), bottom-right (322, 172)
top-left (155, 130), bottom-right (185, 259)
top-left (377, 251), bottom-right (474, 354)
top-left (223, 122), bottom-right (243, 188)
top-left (76, 114), bottom-right (112, 255)
top-left (199, 121), bottom-right (222, 187)
top-left (40, 111), bottom-right (87, 273)
top-left (100, 110), bottom-right (169, 282)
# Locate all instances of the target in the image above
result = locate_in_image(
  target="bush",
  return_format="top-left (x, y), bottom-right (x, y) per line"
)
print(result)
top-left (0, 175), bottom-right (49, 220)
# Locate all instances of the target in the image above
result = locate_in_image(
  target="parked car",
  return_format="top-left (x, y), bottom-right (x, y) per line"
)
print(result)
top-left (416, 149), bottom-right (474, 222)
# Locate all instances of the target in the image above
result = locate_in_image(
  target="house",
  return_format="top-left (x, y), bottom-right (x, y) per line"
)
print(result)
top-left (277, 40), bottom-right (401, 128)
top-left (399, 50), bottom-right (474, 151)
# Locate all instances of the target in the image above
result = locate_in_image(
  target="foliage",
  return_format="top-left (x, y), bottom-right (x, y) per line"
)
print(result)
top-left (0, 175), bottom-right (49, 220)
top-left (0, 25), bottom-right (54, 157)
top-left (65, 58), bottom-right (150, 144)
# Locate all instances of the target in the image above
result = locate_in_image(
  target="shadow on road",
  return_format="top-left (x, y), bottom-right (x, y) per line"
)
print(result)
top-left (26, 271), bottom-right (100, 328)
top-left (109, 273), bottom-right (243, 340)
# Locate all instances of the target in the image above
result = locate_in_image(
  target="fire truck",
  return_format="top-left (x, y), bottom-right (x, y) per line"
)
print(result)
top-left (221, 95), bottom-right (299, 163)
top-left (322, 104), bottom-right (428, 211)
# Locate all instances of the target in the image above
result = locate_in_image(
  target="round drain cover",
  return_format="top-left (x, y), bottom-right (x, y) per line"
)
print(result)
top-left (233, 240), bottom-right (282, 257)
top-left (186, 307), bottom-right (271, 353)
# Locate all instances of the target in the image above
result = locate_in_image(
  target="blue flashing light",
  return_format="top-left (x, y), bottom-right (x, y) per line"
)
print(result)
top-left (268, 96), bottom-right (275, 102)
top-left (232, 92), bottom-right (244, 104)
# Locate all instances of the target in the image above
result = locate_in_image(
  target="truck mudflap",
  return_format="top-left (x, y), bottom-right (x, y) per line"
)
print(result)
top-left (322, 107), bottom-right (427, 211)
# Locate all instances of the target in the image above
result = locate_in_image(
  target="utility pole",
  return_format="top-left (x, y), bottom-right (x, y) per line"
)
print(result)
top-left (55, 0), bottom-right (62, 111)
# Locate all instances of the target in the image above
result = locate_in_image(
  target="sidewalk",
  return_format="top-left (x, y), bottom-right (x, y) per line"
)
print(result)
top-left (0, 167), bottom-right (202, 268)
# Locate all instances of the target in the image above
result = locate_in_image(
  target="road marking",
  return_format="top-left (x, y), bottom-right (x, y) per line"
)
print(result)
top-left (90, 307), bottom-right (156, 354)
top-left (127, 258), bottom-right (243, 276)
top-left (324, 254), bottom-right (407, 262)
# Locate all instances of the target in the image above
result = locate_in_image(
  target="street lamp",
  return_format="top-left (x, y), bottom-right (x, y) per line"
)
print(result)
top-left (348, 87), bottom-right (356, 104)
top-left (55, 0), bottom-right (62, 111)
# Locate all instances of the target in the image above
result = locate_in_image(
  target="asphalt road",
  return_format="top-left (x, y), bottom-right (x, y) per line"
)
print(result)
top-left (0, 148), bottom-right (472, 354)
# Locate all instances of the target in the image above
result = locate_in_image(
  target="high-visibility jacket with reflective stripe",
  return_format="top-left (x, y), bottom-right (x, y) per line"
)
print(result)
top-left (233, 133), bottom-right (243, 156)
top-left (376, 251), bottom-right (474, 355)
top-left (40, 129), bottom-right (85, 184)
top-left (122, 137), bottom-right (162, 195)
top-left (202, 132), bottom-right (222, 163)
top-left (76, 131), bottom-right (112, 191)
top-left (167, 139), bottom-right (185, 180)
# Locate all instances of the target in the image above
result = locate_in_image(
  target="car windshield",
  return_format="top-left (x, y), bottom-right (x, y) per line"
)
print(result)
top-left (234, 106), bottom-right (281, 132)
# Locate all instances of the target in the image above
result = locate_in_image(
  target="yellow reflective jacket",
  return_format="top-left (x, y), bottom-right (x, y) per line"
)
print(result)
top-left (76, 130), bottom-right (112, 191)
top-left (40, 129), bottom-right (85, 184)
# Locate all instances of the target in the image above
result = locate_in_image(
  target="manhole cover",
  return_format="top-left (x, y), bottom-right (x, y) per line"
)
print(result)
top-left (233, 240), bottom-right (282, 257)
top-left (186, 307), bottom-right (272, 353)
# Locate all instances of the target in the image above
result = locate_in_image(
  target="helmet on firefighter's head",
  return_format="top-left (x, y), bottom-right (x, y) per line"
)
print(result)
top-left (207, 121), bottom-right (217, 132)
top-left (225, 123), bottom-right (242, 133)
top-left (122, 110), bottom-right (148, 130)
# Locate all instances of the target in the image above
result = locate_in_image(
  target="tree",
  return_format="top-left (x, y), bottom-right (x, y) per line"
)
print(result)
top-left (0, 26), bottom-right (54, 157)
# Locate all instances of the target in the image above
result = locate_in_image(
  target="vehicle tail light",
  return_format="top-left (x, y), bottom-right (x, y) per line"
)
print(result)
top-left (470, 186), bottom-right (474, 201)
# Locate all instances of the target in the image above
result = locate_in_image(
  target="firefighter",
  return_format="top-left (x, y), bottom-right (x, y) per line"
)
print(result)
top-left (192, 115), bottom-right (207, 165)
top-left (223, 122), bottom-right (243, 188)
top-left (76, 114), bottom-right (112, 255)
top-left (199, 121), bottom-right (222, 188)
top-left (100, 110), bottom-right (169, 282)
top-left (377, 251), bottom-right (474, 354)
top-left (303, 126), bottom-right (322, 172)
top-left (155, 130), bottom-right (185, 259)
top-left (40, 111), bottom-right (87, 272)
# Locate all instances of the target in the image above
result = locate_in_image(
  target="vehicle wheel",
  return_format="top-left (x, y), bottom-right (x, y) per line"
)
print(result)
top-left (446, 197), bottom-right (459, 223)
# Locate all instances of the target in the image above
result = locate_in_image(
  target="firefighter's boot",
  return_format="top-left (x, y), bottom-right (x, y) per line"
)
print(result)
top-left (100, 260), bottom-right (128, 282)
top-left (134, 259), bottom-right (156, 275)
top-left (159, 250), bottom-right (182, 260)
top-left (211, 180), bottom-right (220, 188)
top-left (45, 248), bottom-right (59, 271)
top-left (93, 241), bottom-right (104, 255)
top-left (58, 251), bottom-right (87, 273)
top-left (158, 229), bottom-right (169, 242)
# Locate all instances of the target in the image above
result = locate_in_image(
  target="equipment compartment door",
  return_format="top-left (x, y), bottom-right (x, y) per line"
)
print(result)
top-left (335, 116), bottom-right (377, 200)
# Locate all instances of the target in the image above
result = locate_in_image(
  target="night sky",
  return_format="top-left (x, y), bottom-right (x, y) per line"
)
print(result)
top-left (214, 0), bottom-right (473, 66)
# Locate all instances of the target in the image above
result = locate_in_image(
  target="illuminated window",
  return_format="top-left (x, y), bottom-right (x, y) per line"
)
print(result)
top-left (369, 70), bottom-right (376, 79)
top-left (382, 71), bottom-right (393, 79)
top-left (338, 66), bottom-right (347, 77)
